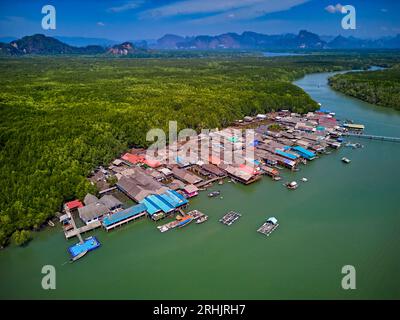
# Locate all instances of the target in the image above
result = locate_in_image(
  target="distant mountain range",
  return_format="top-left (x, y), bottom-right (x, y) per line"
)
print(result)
top-left (0, 34), bottom-right (147, 56)
top-left (1, 31), bottom-right (400, 56)
top-left (156, 30), bottom-right (400, 50)
top-left (156, 30), bottom-right (327, 50)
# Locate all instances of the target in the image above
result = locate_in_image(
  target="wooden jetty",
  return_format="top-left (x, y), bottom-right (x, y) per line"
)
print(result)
top-left (99, 186), bottom-right (117, 195)
top-left (219, 211), bottom-right (241, 226)
top-left (344, 133), bottom-right (400, 143)
top-left (64, 220), bottom-right (101, 239)
top-left (197, 176), bottom-right (225, 188)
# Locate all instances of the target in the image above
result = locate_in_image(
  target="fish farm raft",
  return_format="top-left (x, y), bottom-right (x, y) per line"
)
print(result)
top-left (220, 211), bottom-right (242, 226)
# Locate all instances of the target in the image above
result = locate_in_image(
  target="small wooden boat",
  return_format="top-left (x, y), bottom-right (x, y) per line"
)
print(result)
top-left (273, 176), bottom-right (281, 181)
top-left (208, 191), bottom-right (221, 197)
top-left (177, 217), bottom-right (193, 228)
top-left (196, 216), bottom-right (208, 224)
top-left (47, 220), bottom-right (55, 227)
top-left (301, 178), bottom-right (308, 182)
top-left (285, 181), bottom-right (298, 190)
top-left (342, 157), bottom-right (351, 164)
top-left (345, 143), bottom-right (357, 149)
top-left (71, 250), bottom-right (87, 262)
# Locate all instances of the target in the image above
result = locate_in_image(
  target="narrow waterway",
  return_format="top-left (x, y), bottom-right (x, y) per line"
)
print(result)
top-left (1, 70), bottom-right (399, 299)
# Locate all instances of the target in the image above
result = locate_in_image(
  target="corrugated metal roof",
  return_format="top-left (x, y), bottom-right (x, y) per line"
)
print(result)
top-left (79, 203), bottom-right (109, 222)
top-left (166, 190), bottom-right (188, 206)
top-left (267, 217), bottom-right (278, 224)
top-left (156, 194), bottom-right (177, 210)
top-left (147, 194), bottom-right (174, 213)
top-left (65, 200), bottom-right (83, 210)
top-left (275, 149), bottom-right (298, 160)
top-left (140, 198), bottom-right (161, 215)
top-left (141, 189), bottom-right (188, 215)
top-left (292, 146), bottom-right (316, 158)
top-left (102, 203), bottom-right (147, 227)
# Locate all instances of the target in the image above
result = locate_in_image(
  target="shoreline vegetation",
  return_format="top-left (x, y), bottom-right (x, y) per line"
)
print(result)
top-left (329, 66), bottom-right (400, 111)
top-left (1, 52), bottom-right (400, 247)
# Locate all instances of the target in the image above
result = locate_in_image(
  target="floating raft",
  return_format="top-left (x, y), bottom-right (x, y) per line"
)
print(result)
top-left (257, 217), bottom-right (279, 237)
top-left (68, 236), bottom-right (101, 260)
top-left (220, 211), bottom-right (241, 226)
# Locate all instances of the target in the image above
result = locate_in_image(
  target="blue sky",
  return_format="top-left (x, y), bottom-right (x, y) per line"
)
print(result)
top-left (0, 0), bottom-right (399, 40)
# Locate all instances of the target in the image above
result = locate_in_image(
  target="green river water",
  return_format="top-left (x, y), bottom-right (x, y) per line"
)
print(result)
top-left (1, 70), bottom-right (399, 300)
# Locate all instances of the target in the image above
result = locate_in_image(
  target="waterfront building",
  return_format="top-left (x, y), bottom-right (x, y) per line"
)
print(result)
top-left (102, 203), bottom-right (147, 231)
top-left (78, 202), bottom-right (109, 225)
top-left (291, 146), bottom-right (316, 160)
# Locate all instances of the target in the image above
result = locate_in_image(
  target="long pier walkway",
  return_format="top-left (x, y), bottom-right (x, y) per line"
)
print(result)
top-left (197, 176), bottom-right (225, 188)
top-left (344, 133), bottom-right (400, 143)
top-left (64, 219), bottom-right (101, 239)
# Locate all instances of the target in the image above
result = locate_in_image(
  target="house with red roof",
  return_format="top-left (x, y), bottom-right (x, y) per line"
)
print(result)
top-left (64, 200), bottom-right (83, 213)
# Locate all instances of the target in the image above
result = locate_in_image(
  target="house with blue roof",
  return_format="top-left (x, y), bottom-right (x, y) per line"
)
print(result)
top-left (141, 189), bottom-right (188, 220)
top-left (102, 203), bottom-right (147, 231)
top-left (292, 146), bottom-right (316, 160)
top-left (275, 149), bottom-right (299, 161)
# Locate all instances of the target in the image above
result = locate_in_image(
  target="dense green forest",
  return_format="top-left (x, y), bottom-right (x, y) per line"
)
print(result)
top-left (0, 53), bottom-right (399, 247)
top-left (329, 66), bottom-right (400, 110)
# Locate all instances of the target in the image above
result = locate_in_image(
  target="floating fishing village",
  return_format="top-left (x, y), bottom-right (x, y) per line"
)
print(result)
top-left (59, 108), bottom-right (367, 261)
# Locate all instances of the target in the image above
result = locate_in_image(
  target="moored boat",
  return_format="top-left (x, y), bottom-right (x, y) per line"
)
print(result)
top-left (71, 250), bottom-right (87, 262)
top-left (208, 191), bottom-right (221, 197)
top-left (342, 157), bottom-right (351, 164)
top-left (285, 181), bottom-right (298, 190)
top-left (196, 216), bottom-right (208, 224)
top-left (177, 217), bottom-right (193, 228)
top-left (68, 236), bottom-right (101, 262)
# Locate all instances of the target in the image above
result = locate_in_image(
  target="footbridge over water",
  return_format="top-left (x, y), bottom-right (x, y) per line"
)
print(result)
top-left (344, 133), bottom-right (400, 143)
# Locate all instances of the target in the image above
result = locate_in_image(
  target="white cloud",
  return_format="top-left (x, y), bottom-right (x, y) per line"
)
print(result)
top-left (325, 3), bottom-right (343, 14)
top-left (187, 0), bottom-right (310, 24)
top-left (143, 0), bottom-right (261, 18)
top-left (108, 1), bottom-right (145, 13)
top-left (97, 22), bottom-right (105, 27)
top-left (141, 0), bottom-right (310, 22)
